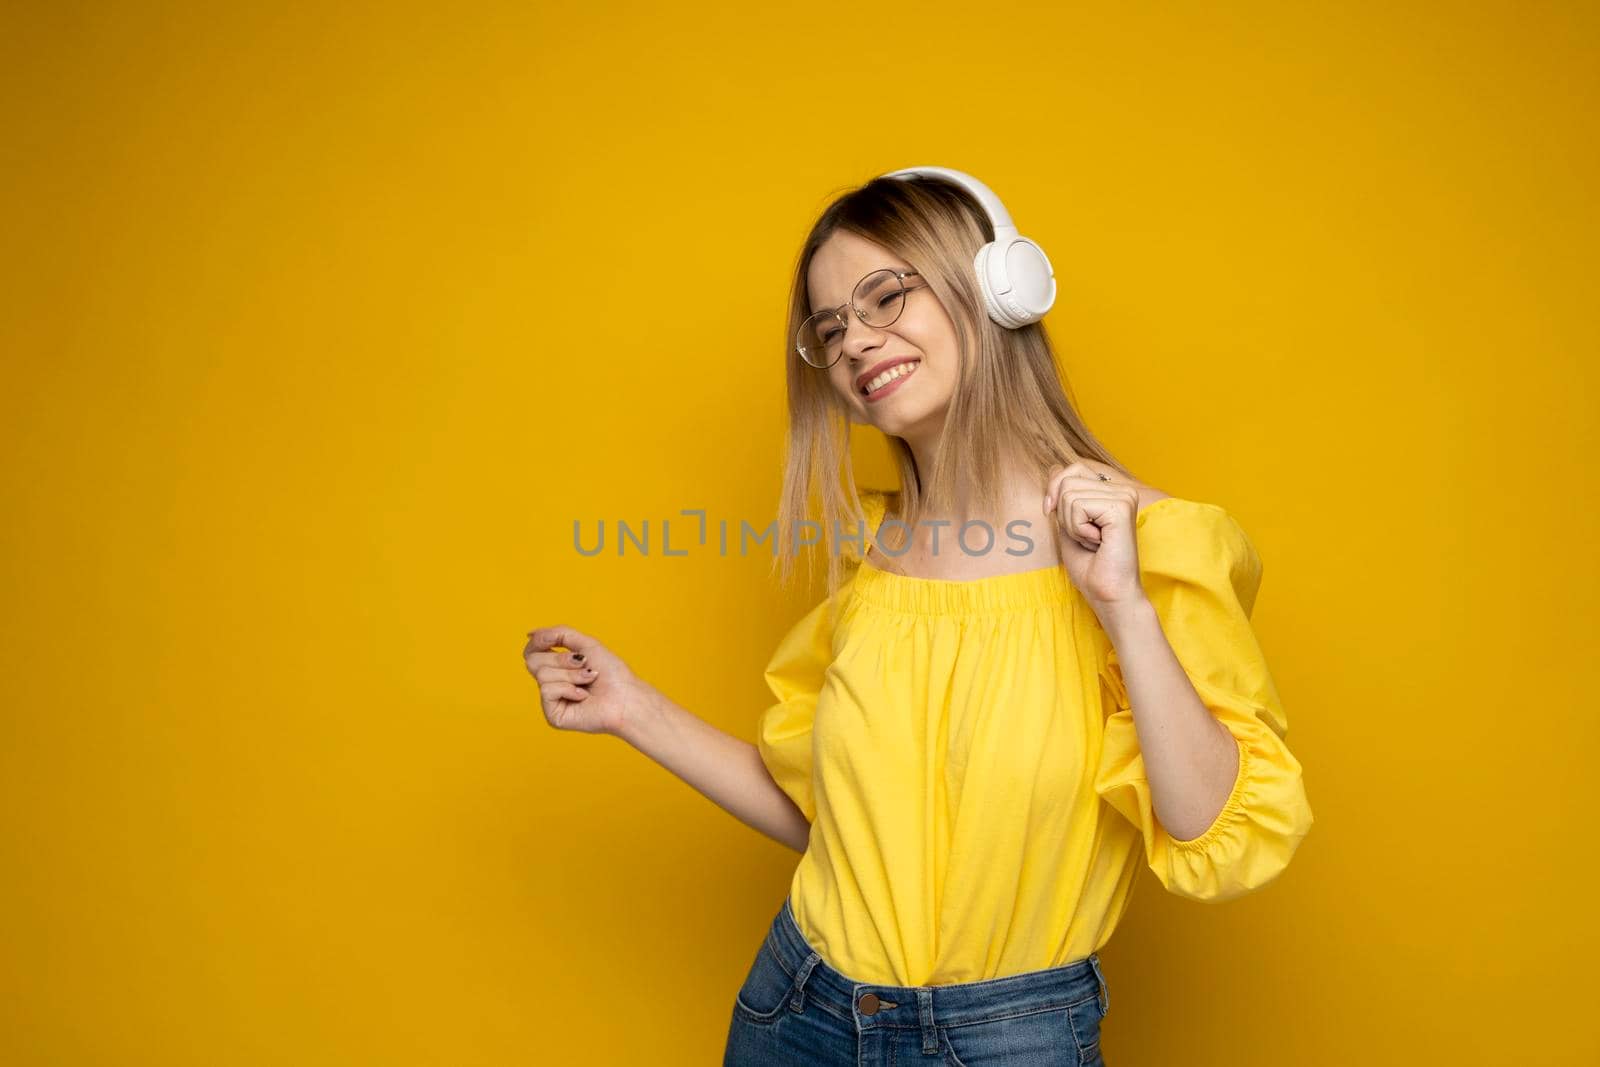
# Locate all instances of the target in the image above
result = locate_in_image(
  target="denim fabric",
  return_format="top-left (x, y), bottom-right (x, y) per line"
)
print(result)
top-left (724, 896), bottom-right (1110, 1066)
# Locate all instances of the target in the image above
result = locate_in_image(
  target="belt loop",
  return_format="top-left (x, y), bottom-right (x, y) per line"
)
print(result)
top-left (1088, 953), bottom-right (1109, 1017)
top-left (917, 988), bottom-right (937, 1054)
top-left (789, 951), bottom-right (822, 1013)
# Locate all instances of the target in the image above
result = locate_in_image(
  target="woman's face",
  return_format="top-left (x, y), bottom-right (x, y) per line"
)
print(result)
top-left (805, 230), bottom-right (960, 441)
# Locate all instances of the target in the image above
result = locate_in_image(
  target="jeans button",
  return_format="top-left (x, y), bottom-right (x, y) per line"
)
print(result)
top-left (857, 992), bottom-right (881, 1015)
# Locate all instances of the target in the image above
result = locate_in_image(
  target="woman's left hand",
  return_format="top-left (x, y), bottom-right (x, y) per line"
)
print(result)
top-left (1042, 462), bottom-right (1148, 613)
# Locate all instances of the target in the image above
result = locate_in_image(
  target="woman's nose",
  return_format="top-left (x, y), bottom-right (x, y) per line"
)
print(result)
top-left (841, 316), bottom-right (886, 359)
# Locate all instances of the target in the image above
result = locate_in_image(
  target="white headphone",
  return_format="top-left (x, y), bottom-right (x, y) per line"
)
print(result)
top-left (880, 166), bottom-right (1057, 329)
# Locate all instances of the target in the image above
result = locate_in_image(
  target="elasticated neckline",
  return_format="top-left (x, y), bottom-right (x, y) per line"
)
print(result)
top-left (852, 557), bottom-right (1072, 614)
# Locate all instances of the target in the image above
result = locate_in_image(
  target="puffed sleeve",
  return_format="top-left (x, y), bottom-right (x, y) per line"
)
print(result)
top-left (1094, 499), bottom-right (1314, 902)
top-left (755, 593), bottom-right (835, 823)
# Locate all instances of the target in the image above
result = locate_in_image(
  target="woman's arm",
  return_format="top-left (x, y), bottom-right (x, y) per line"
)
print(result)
top-left (1099, 599), bottom-right (1242, 842)
top-left (615, 689), bottom-right (812, 854)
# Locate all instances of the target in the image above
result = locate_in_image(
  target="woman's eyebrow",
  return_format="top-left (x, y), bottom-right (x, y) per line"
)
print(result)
top-left (810, 266), bottom-right (916, 314)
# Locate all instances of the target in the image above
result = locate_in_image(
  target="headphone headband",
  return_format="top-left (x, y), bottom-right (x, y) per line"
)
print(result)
top-left (878, 166), bottom-right (1056, 329)
top-left (882, 165), bottom-right (1019, 241)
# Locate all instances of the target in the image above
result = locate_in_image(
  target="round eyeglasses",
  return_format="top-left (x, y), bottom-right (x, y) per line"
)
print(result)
top-left (797, 268), bottom-right (929, 369)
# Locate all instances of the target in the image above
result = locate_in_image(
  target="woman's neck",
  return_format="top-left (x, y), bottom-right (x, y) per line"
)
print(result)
top-left (906, 452), bottom-right (1044, 526)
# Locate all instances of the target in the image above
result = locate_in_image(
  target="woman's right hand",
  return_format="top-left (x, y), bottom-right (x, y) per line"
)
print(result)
top-left (522, 624), bottom-right (655, 737)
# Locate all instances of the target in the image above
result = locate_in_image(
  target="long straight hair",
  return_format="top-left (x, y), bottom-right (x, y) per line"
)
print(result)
top-left (774, 173), bottom-right (1137, 609)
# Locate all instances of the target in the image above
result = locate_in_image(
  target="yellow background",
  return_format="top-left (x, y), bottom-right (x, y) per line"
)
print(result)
top-left (2, 2), bottom-right (1594, 1063)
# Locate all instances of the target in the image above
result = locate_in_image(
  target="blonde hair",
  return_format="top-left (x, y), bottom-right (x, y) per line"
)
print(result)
top-left (773, 173), bottom-right (1137, 604)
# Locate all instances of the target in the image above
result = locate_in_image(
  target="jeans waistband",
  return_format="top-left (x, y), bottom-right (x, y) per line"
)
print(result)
top-left (765, 895), bottom-right (1109, 1031)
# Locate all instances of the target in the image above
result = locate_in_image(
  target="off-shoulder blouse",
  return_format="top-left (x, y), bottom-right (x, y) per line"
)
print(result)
top-left (755, 489), bottom-right (1313, 985)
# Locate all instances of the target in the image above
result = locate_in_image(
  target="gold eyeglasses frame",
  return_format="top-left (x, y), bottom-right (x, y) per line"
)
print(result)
top-left (797, 268), bottom-right (930, 369)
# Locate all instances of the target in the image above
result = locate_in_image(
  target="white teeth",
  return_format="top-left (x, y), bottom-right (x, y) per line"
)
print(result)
top-left (863, 361), bottom-right (919, 395)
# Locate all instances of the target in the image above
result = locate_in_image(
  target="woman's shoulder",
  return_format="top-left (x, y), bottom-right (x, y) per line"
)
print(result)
top-left (1070, 458), bottom-right (1260, 574)
top-left (1070, 458), bottom-right (1172, 515)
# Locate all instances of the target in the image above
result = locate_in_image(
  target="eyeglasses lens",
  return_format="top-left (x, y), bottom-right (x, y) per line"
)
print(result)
top-left (797, 269), bottom-right (910, 368)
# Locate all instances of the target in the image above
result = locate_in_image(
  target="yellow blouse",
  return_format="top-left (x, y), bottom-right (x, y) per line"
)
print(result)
top-left (756, 490), bottom-right (1313, 986)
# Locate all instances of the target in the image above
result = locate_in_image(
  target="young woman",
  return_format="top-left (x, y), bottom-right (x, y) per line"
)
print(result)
top-left (524, 168), bottom-right (1314, 1066)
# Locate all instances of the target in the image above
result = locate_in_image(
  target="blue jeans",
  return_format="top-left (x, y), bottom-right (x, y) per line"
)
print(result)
top-left (724, 896), bottom-right (1110, 1066)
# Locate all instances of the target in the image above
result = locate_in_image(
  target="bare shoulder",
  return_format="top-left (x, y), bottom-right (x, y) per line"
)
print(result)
top-left (1077, 458), bottom-right (1170, 511)
top-left (1135, 484), bottom-right (1172, 512)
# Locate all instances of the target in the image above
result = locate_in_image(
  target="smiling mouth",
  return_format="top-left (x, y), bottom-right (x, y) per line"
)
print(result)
top-left (860, 360), bottom-right (921, 399)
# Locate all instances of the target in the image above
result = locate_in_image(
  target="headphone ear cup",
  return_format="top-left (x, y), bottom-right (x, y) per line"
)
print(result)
top-left (1010, 236), bottom-right (1057, 321)
top-left (972, 243), bottom-right (1016, 328)
top-left (975, 238), bottom-right (1057, 328)
top-left (991, 236), bottom-right (1056, 327)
